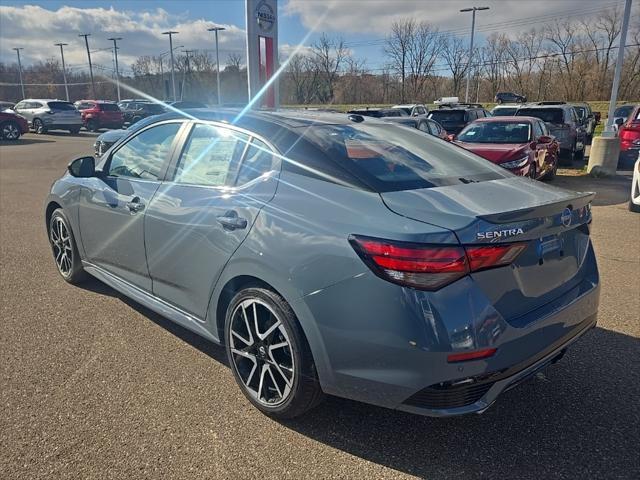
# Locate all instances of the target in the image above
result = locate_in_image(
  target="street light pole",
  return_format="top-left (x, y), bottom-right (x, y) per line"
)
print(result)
top-left (207, 26), bottom-right (226, 105)
top-left (108, 37), bottom-right (123, 102)
top-left (79, 34), bottom-right (97, 98)
top-left (159, 45), bottom-right (184, 100)
top-left (604, 0), bottom-right (633, 134)
top-left (162, 31), bottom-right (179, 101)
top-left (54, 43), bottom-right (69, 101)
top-left (12, 47), bottom-right (25, 99)
top-left (460, 6), bottom-right (489, 103)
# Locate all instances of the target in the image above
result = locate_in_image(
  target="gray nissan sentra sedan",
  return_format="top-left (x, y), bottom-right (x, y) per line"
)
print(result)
top-left (45, 109), bottom-right (599, 418)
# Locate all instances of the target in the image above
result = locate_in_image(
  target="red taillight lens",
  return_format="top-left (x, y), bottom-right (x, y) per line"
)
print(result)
top-left (447, 348), bottom-right (497, 363)
top-left (466, 244), bottom-right (527, 271)
top-left (350, 235), bottom-right (526, 290)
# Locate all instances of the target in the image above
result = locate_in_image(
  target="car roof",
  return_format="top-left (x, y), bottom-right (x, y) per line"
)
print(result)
top-left (474, 116), bottom-right (540, 123)
top-left (492, 104), bottom-right (520, 108)
top-left (22, 99), bottom-right (67, 102)
top-left (518, 104), bottom-right (570, 110)
top-left (393, 104), bottom-right (422, 108)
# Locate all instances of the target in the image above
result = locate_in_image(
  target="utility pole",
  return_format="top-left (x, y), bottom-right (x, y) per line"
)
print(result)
top-left (79, 34), bottom-right (96, 98)
top-left (207, 26), bottom-right (226, 105)
top-left (54, 43), bottom-right (69, 101)
top-left (460, 6), bottom-right (489, 103)
top-left (162, 31), bottom-right (179, 101)
top-left (12, 47), bottom-right (25, 99)
top-left (108, 37), bottom-right (122, 101)
top-left (604, 0), bottom-right (633, 135)
top-left (182, 50), bottom-right (196, 101)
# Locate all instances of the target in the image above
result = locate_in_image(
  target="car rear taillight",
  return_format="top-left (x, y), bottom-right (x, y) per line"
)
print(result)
top-left (447, 348), bottom-right (497, 363)
top-left (349, 235), bottom-right (526, 290)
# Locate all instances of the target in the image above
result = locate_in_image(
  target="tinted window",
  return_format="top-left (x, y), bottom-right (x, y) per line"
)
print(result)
top-left (99, 103), bottom-right (120, 111)
top-left (108, 122), bottom-right (181, 180)
top-left (491, 107), bottom-right (518, 116)
top-left (516, 108), bottom-right (565, 124)
top-left (300, 124), bottom-right (509, 192)
top-left (144, 104), bottom-right (165, 114)
top-left (427, 120), bottom-right (441, 135)
top-left (429, 111), bottom-right (465, 123)
top-left (614, 105), bottom-right (634, 117)
top-left (458, 121), bottom-right (531, 144)
top-left (174, 124), bottom-right (248, 187)
top-left (418, 107), bottom-right (427, 115)
top-left (235, 138), bottom-right (275, 186)
top-left (48, 101), bottom-right (76, 111)
top-left (533, 121), bottom-right (543, 138)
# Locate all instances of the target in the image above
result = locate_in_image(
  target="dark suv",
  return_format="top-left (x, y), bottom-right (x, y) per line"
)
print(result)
top-left (495, 92), bottom-right (526, 103)
top-left (515, 104), bottom-right (586, 161)
top-left (571, 103), bottom-right (600, 139)
top-left (117, 100), bottom-right (165, 125)
top-left (428, 104), bottom-right (492, 135)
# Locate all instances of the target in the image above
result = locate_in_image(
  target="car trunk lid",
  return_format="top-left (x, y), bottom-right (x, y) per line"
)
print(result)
top-left (380, 177), bottom-right (594, 321)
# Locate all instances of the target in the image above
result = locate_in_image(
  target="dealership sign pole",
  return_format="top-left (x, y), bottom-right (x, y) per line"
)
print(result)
top-left (108, 37), bottom-right (123, 102)
top-left (245, 0), bottom-right (279, 109)
top-left (207, 26), bottom-right (226, 105)
top-left (461, 6), bottom-right (489, 104)
top-left (79, 34), bottom-right (97, 99)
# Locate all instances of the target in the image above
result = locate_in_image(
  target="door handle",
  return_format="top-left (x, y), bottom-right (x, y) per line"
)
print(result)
top-left (126, 197), bottom-right (145, 213)
top-left (217, 210), bottom-right (247, 230)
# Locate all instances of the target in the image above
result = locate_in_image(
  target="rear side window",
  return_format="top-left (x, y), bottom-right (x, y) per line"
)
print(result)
top-left (99, 103), bottom-right (120, 111)
top-left (300, 124), bottom-right (509, 192)
top-left (174, 124), bottom-right (249, 187)
top-left (235, 138), bottom-right (275, 186)
top-left (517, 108), bottom-right (564, 124)
top-left (48, 101), bottom-right (76, 111)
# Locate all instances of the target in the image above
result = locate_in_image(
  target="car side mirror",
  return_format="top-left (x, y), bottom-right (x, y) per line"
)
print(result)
top-left (538, 135), bottom-right (552, 144)
top-left (446, 134), bottom-right (456, 142)
top-left (615, 118), bottom-right (624, 126)
top-left (594, 112), bottom-right (601, 122)
top-left (68, 156), bottom-right (96, 178)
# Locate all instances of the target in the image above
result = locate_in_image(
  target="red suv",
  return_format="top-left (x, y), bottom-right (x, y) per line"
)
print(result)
top-left (619, 105), bottom-right (640, 168)
top-left (74, 100), bottom-right (124, 132)
top-left (0, 109), bottom-right (29, 141)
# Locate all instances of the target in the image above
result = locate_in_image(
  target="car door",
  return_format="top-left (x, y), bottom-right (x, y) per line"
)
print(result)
top-left (77, 120), bottom-right (185, 291)
top-left (144, 122), bottom-right (279, 319)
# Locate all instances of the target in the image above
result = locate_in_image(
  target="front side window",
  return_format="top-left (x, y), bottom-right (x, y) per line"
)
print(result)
top-left (174, 123), bottom-right (249, 187)
top-left (532, 121), bottom-right (543, 138)
top-left (516, 108), bottom-right (565, 124)
top-left (458, 121), bottom-right (531, 144)
top-left (48, 101), bottom-right (76, 111)
top-left (108, 122), bottom-right (181, 180)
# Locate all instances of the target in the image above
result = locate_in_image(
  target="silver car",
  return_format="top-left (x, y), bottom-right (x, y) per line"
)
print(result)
top-left (13, 99), bottom-right (82, 134)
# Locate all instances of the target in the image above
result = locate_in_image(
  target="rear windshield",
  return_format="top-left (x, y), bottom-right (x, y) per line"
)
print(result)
top-left (429, 110), bottom-right (465, 123)
top-left (99, 103), bottom-right (120, 111)
top-left (491, 107), bottom-right (518, 116)
top-left (458, 121), bottom-right (531, 144)
top-left (299, 123), bottom-right (509, 192)
top-left (516, 108), bottom-right (564, 124)
top-left (614, 105), bottom-right (634, 117)
top-left (48, 101), bottom-right (76, 111)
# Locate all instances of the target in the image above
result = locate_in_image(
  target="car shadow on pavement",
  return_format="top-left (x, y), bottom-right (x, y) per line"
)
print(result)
top-left (554, 173), bottom-right (632, 207)
top-left (282, 327), bottom-right (639, 479)
top-left (0, 138), bottom-right (56, 146)
top-left (76, 277), bottom-right (639, 478)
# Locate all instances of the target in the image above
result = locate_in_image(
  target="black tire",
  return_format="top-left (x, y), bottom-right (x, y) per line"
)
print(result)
top-left (545, 160), bottom-right (557, 181)
top-left (224, 287), bottom-right (324, 419)
top-left (497, 98), bottom-right (503, 104)
top-left (86, 119), bottom-right (98, 132)
top-left (529, 163), bottom-right (537, 180)
top-left (1, 120), bottom-right (21, 140)
top-left (49, 208), bottom-right (88, 284)
top-left (575, 143), bottom-right (585, 160)
top-left (33, 118), bottom-right (47, 134)
top-left (629, 200), bottom-right (640, 213)
top-left (131, 116), bottom-right (142, 124)
top-left (69, 127), bottom-right (81, 135)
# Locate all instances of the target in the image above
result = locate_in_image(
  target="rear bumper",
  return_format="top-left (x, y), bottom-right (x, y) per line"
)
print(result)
top-left (293, 245), bottom-right (599, 417)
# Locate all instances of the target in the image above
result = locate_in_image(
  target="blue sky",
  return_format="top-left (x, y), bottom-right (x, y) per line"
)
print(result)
top-left (0, 0), bottom-right (627, 74)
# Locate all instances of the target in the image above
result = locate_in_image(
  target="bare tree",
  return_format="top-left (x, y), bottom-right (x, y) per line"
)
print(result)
top-left (311, 33), bottom-right (347, 103)
top-left (385, 20), bottom-right (414, 102)
top-left (441, 35), bottom-right (469, 97)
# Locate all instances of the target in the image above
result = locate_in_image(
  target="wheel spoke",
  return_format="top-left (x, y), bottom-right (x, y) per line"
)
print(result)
top-left (269, 341), bottom-right (288, 351)
top-left (267, 365), bottom-right (283, 399)
top-left (241, 304), bottom-right (255, 345)
top-left (231, 330), bottom-right (252, 347)
top-left (260, 319), bottom-right (282, 341)
top-left (269, 357), bottom-right (293, 388)
top-left (231, 348), bottom-right (255, 360)
top-left (257, 364), bottom-right (267, 402)
top-left (245, 358), bottom-right (258, 386)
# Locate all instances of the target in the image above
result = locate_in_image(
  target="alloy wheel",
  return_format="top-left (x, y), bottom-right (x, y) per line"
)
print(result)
top-left (2, 122), bottom-right (20, 140)
top-left (50, 216), bottom-right (73, 277)
top-left (33, 119), bottom-right (44, 134)
top-left (229, 299), bottom-right (295, 407)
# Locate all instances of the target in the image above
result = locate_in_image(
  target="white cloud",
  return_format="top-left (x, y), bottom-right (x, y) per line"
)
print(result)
top-left (284, 0), bottom-right (630, 36)
top-left (0, 5), bottom-right (247, 74)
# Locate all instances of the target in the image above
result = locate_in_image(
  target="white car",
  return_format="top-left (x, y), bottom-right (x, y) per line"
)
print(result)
top-left (434, 96), bottom-right (459, 105)
top-left (630, 155), bottom-right (640, 213)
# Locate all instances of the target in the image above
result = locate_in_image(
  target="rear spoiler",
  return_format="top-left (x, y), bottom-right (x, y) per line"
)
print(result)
top-left (478, 192), bottom-right (595, 224)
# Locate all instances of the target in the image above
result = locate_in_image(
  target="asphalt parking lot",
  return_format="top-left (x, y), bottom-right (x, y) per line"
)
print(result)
top-left (1, 133), bottom-right (639, 480)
